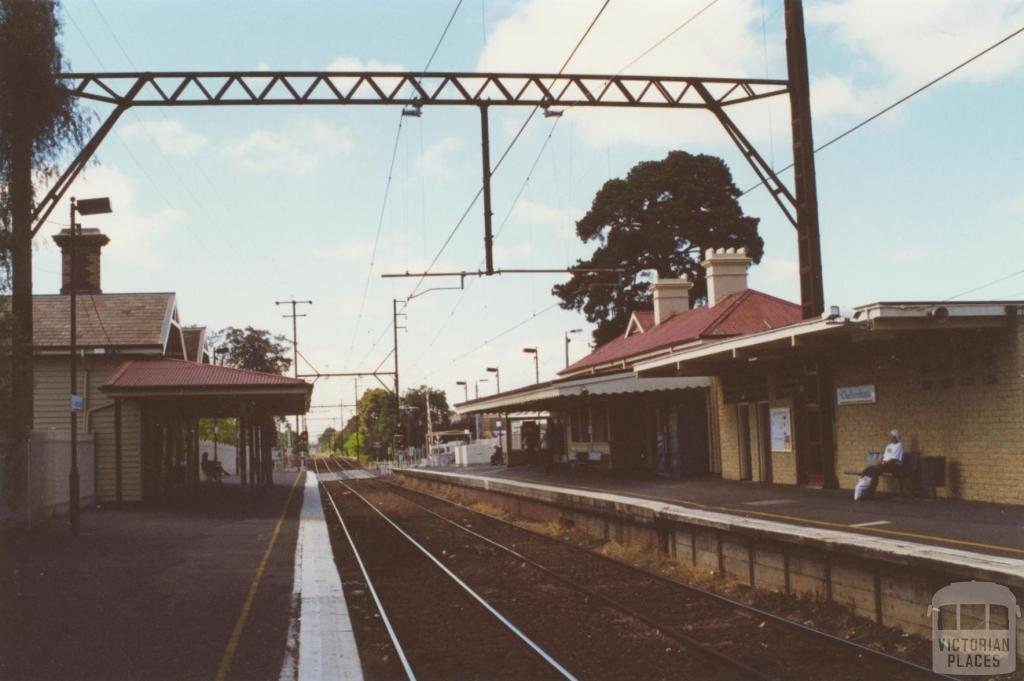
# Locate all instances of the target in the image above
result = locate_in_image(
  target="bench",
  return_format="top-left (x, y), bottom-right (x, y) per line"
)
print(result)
top-left (843, 451), bottom-right (945, 497)
top-left (570, 451), bottom-right (602, 472)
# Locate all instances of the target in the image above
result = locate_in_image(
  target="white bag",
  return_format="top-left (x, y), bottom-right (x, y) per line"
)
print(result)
top-left (853, 475), bottom-right (873, 501)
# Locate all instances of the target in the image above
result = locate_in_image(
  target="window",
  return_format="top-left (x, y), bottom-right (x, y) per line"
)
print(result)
top-left (570, 408), bottom-right (590, 443)
top-left (591, 405), bottom-right (609, 442)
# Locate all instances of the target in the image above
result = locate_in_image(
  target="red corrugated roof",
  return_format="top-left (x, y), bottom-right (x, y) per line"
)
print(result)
top-left (632, 310), bottom-right (654, 332)
top-left (102, 357), bottom-right (308, 389)
top-left (560, 289), bottom-right (800, 376)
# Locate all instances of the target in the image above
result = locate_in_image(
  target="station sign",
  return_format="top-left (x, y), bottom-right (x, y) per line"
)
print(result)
top-left (836, 384), bottom-right (876, 405)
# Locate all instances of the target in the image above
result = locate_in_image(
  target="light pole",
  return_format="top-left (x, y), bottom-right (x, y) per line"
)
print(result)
top-left (523, 347), bottom-right (539, 384)
top-left (564, 329), bottom-right (582, 368)
top-left (474, 378), bottom-right (488, 442)
top-left (455, 380), bottom-right (468, 402)
top-left (69, 196), bottom-right (112, 536)
top-left (486, 366), bottom-right (501, 393)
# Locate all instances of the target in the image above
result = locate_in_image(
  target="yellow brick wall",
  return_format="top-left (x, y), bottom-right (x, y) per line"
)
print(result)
top-left (833, 324), bottom-right (1023, 504)
top-left (33, 356), bottom-right (144, 503)
top-left (768, 398), bottom-right (798, 485)
top-left (714, 379), bottom-right (741, 480)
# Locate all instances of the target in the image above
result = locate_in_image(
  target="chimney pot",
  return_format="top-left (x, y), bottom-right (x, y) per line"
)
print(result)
top-left (702, 246), bottom-right (752, 306)
top-left (652, 273), bottom-right (693, 325)
top-left (52, 228), bottom-right (110, 294)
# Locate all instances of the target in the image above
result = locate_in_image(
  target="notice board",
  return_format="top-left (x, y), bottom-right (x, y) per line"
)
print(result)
top-left (770, 407), bottom-right (792, 453)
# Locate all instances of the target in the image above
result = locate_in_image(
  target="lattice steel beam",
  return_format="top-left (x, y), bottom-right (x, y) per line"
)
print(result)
top-left (59, 71), bottom-right (789, 109)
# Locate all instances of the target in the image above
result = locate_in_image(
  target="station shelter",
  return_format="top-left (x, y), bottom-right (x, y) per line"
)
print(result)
top-left (18, 225), bottom-right (311, 512)
top-left (455, 248), bottom-right (802, 476)
top-left (100, 358), bottom-right (311, 503)
top-left (636, 299), bottom-right (1024, 504)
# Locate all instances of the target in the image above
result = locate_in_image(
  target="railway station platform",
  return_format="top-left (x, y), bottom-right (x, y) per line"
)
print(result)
top-left (395, 466), bottom-right (1024, 650)
top-left (425, 464), bottom-right (1024, 558)
top-left (0, 469), bottom-right (350, 681)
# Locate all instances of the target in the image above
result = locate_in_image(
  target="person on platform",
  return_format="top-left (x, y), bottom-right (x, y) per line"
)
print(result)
top-left (854, 429), bottom-right (904, 500)
top-left (201, 452), bottom-right (230, 483)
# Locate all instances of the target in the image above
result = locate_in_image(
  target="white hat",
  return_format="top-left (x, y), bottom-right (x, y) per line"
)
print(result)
top-left (890, 429), bottom-right (900, 439)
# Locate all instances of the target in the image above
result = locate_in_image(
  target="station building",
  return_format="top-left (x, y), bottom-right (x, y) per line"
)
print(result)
top-left (456, 248), bottom-right (801, 476)
top-left (457, 247), bottom-right (1024, 505)
top-left (13, 228), bottom-right (311, 517)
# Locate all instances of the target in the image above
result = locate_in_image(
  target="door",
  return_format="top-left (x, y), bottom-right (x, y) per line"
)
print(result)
top-left (737, 403), bottom-right (752, 481)
top-left (757, 402), bottom-right (773, 483)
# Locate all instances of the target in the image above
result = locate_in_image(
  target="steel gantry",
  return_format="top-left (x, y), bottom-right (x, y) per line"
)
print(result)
top-left (31, 1), bottom-right (824, 318)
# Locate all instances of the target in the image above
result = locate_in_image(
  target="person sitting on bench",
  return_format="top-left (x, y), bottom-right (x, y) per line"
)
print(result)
top-left (201, 452), bottom-right (230, 482)
top-left (858, 429), bottom-right (904, 497)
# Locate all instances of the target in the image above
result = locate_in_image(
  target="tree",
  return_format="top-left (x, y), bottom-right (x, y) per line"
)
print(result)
top-left (215, 326), bottom-right (292, 375)
top-left (317, 427), bottom-right (338, 453)
top-left (400, 386), bottom-right (453, 448)
top-left (1, 0), bottom-right (90, 509)
top-left (356, 388), bottom-right (397, 460)
top-left (553, 151), bottom-right (763, 345)
top-left (197, 418), bottom-right (238, 446)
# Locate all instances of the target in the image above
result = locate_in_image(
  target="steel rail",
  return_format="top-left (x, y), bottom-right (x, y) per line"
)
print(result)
top-left (325, 458), bottom-right (772, 681)
top-left (317, 459), bottom-right (578, 681)
top-left (309, 458), bottom-right (416, 681)
top-left (341, 461), bottom-right (953, 680)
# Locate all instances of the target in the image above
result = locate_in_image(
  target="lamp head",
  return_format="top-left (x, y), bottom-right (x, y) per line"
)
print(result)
top-left (75, 197), bottom-right (112, 216)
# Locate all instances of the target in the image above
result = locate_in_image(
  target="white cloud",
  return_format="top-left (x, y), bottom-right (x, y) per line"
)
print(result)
top-left (809, 0), bottom-right (1024, 89)
top-left (326, 56), bottom-right (406, 72)
top-left (121, 119), bottom-right (208, 157)
top-left (225, 118), bottom-right (353, 174)
top-left (37, 164), bottom-right (187, 269)
top-left (417, 136), bottom-right (464, 180)
top-left (477, 0), bottom-right (781, 148)
top-left (513, 198), bottom-right (573, 226)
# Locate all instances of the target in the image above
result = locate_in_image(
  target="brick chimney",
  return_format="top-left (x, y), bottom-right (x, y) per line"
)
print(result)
top-left (52, 228), bottom-right (110, 294)
top-left (652, 274), bottom-right (693, 325)
top-left (702, 247), bottom-right (751, 306)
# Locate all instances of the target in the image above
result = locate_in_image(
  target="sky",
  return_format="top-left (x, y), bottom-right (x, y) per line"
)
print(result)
top-left (36, 0), bottom-right (1024, 437)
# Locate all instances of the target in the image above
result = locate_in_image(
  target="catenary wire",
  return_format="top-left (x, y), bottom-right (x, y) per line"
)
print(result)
top-left (740, 22), bottom-right (1024, 197)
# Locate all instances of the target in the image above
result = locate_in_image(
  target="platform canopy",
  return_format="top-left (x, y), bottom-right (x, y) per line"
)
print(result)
top-left (455, 370), bottom-right (709, 415)
top-left (101, 357), bottom-right (311, 416)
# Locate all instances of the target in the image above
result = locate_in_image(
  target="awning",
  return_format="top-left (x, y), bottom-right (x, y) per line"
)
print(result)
top-left (634, 300), bottom-right (1023, 377)
top-left (100, 357), bottom-right (312, 416)
top-left (455, 371), bottom-right (709, 415)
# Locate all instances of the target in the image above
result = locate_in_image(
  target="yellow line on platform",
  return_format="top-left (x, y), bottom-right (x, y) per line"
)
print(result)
top-left (559, 482), bottom-right (1024, 558)
top-left (214, 471), bottom-right (303, 681)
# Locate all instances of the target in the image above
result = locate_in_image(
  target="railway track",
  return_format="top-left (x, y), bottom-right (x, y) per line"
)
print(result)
top-left (313, 456), bottom-right (769, 680)
top-left (316, 457), bottom-right (950, 680)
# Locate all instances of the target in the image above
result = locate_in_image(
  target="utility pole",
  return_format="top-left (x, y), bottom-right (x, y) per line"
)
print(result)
top-left (392, 299), bottom-right (406, 460)
top-left (354, 378), bottom-right (362, 459)
top-left (275, 298), bottom-right (312, 435)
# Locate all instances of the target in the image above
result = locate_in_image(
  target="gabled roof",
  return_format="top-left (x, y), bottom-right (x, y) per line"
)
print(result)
top-left (624, 310), bottom-right (654, 337)
top-left (560, 289), bottom-right (801, 376)
top-left (102, 357), bottom-right (308, 390)
top-left (182, 327), bottom-right (207, 363)
top-left (26, 293), bottom-right (177, 351)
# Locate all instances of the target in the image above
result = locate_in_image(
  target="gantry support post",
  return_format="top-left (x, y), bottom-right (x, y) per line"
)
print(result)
top-left (784, 0), bottom-right (825, 319)
top-left (479, 105), bottom-right (495, 275)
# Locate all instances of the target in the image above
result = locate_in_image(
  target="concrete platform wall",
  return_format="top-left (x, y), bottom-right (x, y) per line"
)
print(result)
top-left (398, 469), bottom-right (1024, 660)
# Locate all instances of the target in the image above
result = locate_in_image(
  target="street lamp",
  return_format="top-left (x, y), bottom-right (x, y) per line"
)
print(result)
top-left (523, 347), bottom-right (539, 384)
top-left (486, 366), bottom-right (501, 393)
top-left (475, 377), bottom-right (488, 400)
top-left (455, 380), bottom-right (468, 402)
top-left (69, 196), bottom-right (112, 536)
top-left (564, 329), bottom-right (582, 368)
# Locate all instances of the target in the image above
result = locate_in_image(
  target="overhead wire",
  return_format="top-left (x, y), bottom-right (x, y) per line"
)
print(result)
top-left (393, 0), bottom-right (616, 368)
top-left (347, 0), bottom-right (466, 368)
top-left (614, 0), bottom-right (723, 75)
top-left (740, 22), bottom-right (1024, 197)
